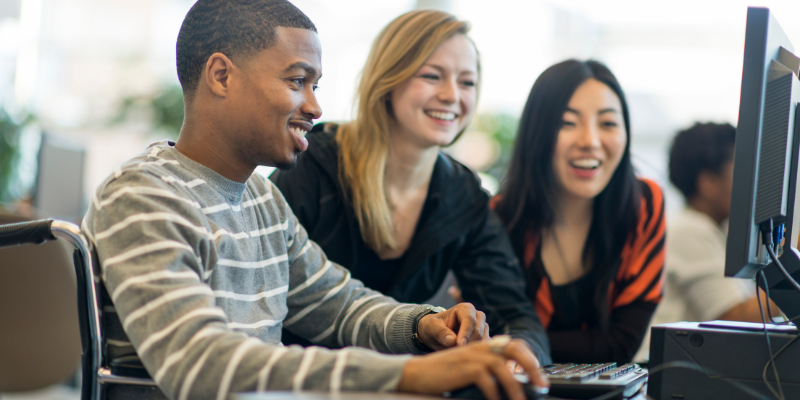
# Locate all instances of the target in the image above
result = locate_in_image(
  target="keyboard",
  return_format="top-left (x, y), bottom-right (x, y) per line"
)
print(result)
top-left (542, 363), bottom-right (647, 399)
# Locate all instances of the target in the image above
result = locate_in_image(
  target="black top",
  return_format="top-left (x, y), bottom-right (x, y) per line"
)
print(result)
top-left (517, 179), bottom-right (665, 363)
top-left (270, 123), bottom-right (552, 365)
top-left (549, 271), bottom-right (595, 331)
top-left (355, 250), bottom-right (406, 294)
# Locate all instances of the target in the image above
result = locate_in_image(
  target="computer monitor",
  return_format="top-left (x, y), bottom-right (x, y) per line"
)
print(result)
top-left (647, 9), bottom-right (800, 398)
top-left (726, 7), bottom-right (800, 321)
top-left (33, 133), bottom-right (87, 223)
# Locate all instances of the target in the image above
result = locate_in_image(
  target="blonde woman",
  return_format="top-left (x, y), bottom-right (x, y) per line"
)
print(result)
top-left (270, 10), bottom-right (551, 366)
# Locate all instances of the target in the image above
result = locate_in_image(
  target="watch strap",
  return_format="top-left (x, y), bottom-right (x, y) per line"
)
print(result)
top-left (411, 306), bottom-right (446, 353)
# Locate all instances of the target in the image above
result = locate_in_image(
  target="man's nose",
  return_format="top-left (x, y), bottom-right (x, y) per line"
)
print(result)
top-left (302, 89), bottom-right (322, 119)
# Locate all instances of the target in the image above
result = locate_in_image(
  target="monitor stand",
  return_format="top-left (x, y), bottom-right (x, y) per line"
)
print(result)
top-left (761, 247), bottom-right (800, 323)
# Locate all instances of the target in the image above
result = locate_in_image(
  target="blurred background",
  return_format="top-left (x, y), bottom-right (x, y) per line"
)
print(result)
top-left (1, 0), bottom-right (800, 398)
top-left (1, 0), bottom-right (800, 224)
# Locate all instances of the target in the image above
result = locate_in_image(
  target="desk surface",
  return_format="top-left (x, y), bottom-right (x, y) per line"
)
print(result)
top-left (233, 390), bottom-right (648, 400)
top-left (235, 393), bottom-right (442, 400)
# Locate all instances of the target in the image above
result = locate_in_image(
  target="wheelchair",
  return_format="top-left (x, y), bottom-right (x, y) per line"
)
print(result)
top-left (0, 219), bottom-right (160, 400)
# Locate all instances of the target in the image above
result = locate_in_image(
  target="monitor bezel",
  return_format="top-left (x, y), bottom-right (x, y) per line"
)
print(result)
top-left (726, 7), bottom-right (797, 278)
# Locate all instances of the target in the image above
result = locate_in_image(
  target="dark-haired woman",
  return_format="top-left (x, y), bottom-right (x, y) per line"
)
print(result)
top-left (492, 59), bottom-right (665, 363)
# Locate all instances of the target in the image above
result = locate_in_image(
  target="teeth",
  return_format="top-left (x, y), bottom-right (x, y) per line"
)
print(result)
top-left (571, 159), bottom-right (601, 169)
top-left (425, 110), bottom-right (457, 121)
top-left (289, 126), bottom-right (308, 138)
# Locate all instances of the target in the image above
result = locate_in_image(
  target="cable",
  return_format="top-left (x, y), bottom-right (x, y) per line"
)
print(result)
top-left (642, 360), bottom-right (770, 400)
top-left (762, 334), bottom-right (800, 384)
top-left (763, 238), bottom-right (800, 294)
top-left (764, 274), bottom-right (775, 323)
top-left (757, 270), bottom-right (785, 400)
top-left (548, 360), bottom-right (775, 400)
top-left (758, 222), bottom-right (800, 325)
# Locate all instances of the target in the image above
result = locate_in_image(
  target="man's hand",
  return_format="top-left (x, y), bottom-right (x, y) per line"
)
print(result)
top-left (417, 303), bottom-right (489, 349)
top-left (397, 339), bottom-right (549, 400)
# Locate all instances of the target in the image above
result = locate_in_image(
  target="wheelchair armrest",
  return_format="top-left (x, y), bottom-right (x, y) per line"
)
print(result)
top-left (109, 355), bottom-right (153, 380)
top-left (0, 219), bottom-right (55, 248)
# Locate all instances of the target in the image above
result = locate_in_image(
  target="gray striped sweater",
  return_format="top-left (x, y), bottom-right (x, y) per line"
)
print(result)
top-left (82, 141), bottom-right (432, 400)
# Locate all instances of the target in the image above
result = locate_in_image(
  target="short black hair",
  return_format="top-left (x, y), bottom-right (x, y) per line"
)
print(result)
top-left (176, 0), bottom-right (317, 101)
top-left (669, 122), bottom-right (736, 200)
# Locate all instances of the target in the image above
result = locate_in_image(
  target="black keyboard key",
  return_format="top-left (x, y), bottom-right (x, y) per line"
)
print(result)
top-left (598, 363), bottom-right (636, 380)
top-left (540, 363), bottom-right (647, 399)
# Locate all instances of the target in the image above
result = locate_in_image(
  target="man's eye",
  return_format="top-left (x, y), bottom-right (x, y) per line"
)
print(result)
top-left (291, 78), bottom-right (305, 87)
top-left (312, 84), bottom-right (319, 92)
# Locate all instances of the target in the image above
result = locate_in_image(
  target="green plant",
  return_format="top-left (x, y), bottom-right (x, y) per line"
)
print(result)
top-left (0, 109), bottom-right (33, 203)
top-left (471, 113), bottom-right (519, 183)
top-left (113, 84), bottom-right (185, 139)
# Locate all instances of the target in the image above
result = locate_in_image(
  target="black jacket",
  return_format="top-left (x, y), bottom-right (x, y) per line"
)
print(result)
top-left (270, 124), bottom-right (551, 364)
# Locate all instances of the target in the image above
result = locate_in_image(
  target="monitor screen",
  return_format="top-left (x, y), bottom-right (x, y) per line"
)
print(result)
top-left (33, 133), bottom-right (87, 223)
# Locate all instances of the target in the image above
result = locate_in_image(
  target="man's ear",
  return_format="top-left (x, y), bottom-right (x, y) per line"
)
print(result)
top-left (696, 170), bottom-right (719, 200)
top-left (203, 52), bottom-right (235, 98)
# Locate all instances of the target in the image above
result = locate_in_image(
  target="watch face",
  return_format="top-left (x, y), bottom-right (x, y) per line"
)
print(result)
top-left (431, 306), bottom-right (447, 313)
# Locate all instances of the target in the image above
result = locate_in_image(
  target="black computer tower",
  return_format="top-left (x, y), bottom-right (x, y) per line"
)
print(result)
top-left (648, 321), bottom-right (800, 399)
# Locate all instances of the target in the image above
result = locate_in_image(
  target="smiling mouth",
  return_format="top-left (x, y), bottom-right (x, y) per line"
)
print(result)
top-left (289, 125), bottom-right (308, 138)
top-left (425, 110), bottom-right (458, 121)
top-left (570, 158), bottom-right (601, 170)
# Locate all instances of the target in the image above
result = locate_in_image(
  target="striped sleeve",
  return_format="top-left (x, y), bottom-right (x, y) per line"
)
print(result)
top-left (613, 178), bottom-right (666, 308)
top-left (84, 170), bottom-right (420, 400)
top-left (271, 182), bottom-right (434, 354)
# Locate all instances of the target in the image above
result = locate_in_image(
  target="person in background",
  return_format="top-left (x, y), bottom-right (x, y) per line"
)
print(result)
top-left (82, 1), bottom-right (547, 399)
top-left (270, 9), bottom-right (551, 366)
top-left (634, 122), bottom-right (781, 362)
top-left (492, 59), bottom-right (666, 364)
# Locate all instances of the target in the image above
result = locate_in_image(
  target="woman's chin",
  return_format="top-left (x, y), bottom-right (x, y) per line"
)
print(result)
top-left (429, 132), bottom-right (461, 147)
top-left (562, 184), bottom-right (605, 201)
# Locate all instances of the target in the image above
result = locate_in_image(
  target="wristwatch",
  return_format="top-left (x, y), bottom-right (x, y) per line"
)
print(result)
top-left (411, 306), bottom-right (447, 352)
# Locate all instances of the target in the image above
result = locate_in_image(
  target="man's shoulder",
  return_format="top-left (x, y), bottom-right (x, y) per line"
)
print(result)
top-left (666, 208), bottom-right (725, 251)
top-left (670, 208), bottom-right (720, 235)
top-left (93, 141), bottom-right (187, 192)
top-left (247, 173), bottom-right (294, 218)
top-left (85, 140), bottom-right (208, 223)
top-left (246, 173), bottom-right (281, 203)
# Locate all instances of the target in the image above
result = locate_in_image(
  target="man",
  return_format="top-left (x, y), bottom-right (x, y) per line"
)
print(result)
top-left (81, 1), bottom-right (547, 399)
top-left (635, 122), bottom-right (779, 361)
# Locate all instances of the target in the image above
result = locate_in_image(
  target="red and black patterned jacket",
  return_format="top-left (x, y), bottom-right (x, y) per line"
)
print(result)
top-left (493, 178), bottom-right (665, 363)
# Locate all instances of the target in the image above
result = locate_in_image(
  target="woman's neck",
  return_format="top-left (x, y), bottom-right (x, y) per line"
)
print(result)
top-left (384, 130), bottom-right (439, 194)
top-left (552, 191), bottom-right (594, 229)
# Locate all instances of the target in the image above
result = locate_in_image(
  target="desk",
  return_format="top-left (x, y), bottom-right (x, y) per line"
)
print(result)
top-left (235, 393), bottom-right (442, 400)
top-left (233, 390), bottom-right (649, 400)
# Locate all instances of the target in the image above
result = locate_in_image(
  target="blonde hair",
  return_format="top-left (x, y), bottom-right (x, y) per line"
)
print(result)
top-left (336, 10), bottom-right (478, 252)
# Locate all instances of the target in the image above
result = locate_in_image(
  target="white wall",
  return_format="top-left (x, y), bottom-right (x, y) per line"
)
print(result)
top-left (2, 0), bottom-right (799, 211)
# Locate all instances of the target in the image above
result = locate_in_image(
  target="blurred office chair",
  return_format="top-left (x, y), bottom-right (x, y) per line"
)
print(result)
top-left (0, 211), bottom-right (81, 392)
top-left (0, 218), bottom-right (160, 400)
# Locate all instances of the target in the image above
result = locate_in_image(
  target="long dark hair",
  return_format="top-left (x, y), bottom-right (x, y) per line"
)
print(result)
top-left (495, 59), bottom-right (640, 331)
